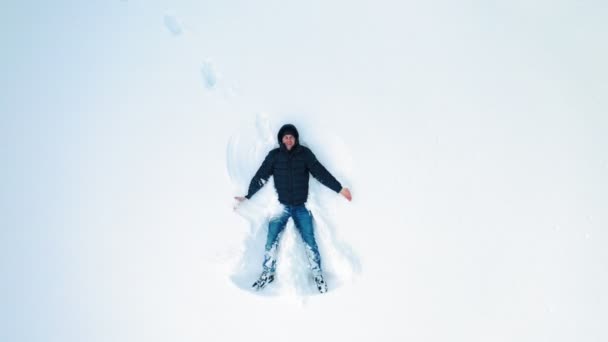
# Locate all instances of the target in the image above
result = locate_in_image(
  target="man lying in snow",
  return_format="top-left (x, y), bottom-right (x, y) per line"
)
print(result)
top-left (234, 124), bottom-right (352, 293)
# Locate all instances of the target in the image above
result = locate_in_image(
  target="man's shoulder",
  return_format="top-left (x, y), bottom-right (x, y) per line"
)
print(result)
top-left (262, 148), bottom-right (280, 161)
top-left (294, 145), bottom-right (316, 161)
top-left (297, 145), bottom-right (313, 154)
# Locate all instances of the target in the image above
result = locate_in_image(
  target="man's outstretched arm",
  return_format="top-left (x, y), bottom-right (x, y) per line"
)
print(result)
top-left (306, 149), bottom-right (352, 202)
top-left (235, 150), bottom-right (276, 202)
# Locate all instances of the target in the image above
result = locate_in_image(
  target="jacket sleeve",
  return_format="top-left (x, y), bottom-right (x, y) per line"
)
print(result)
top-left (305, 149), bottom-right (342, 193)
top-left (245, 150), bottom-right (276, 199)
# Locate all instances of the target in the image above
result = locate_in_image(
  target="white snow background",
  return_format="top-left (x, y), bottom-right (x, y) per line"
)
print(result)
top-left (1, 1), bottom-right (607, 341)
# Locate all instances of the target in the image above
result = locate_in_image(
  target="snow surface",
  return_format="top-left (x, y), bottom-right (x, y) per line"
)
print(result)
top-left (1, 1), bottom-right (608, 342)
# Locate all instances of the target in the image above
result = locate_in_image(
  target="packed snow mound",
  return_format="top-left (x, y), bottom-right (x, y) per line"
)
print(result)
top-left (200, 61), bottom-right (218, 89)
top-left (225, 113), bottom-right (361, 297)
top-left (163, 13), bottom-right (183, 36)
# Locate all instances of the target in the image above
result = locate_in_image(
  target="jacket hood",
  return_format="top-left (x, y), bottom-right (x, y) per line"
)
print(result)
top-left (277, 124), bottom-right (299, 147)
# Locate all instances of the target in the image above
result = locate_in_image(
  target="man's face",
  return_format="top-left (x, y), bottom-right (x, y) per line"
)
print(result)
top-left (282, 134), bottom-right (296, 150)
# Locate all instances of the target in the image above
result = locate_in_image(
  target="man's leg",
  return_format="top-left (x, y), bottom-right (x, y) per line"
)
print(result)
top-left (292, 206), bottom-right (322, 277)
top-left (253, 207), bottom-right (291, 290)
top-left (262, 207), bottom-right (290, 274)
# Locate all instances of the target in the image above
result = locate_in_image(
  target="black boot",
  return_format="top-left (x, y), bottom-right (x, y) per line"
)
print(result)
top-left (314, 275), bottom-right (328, 293)
top-left (252, 271), bottom-right (275, 290)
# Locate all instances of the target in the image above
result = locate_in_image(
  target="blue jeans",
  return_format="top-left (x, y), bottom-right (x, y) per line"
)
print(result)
top-left (262, 205), bottom-right (322, 276)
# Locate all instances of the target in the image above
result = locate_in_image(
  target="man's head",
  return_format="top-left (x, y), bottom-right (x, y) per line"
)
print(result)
top-left (277, 124), bottom-right (299, 151)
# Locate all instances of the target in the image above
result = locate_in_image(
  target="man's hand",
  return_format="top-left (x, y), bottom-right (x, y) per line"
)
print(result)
top-left (339, 188), bottom-right (352, 202)
top-left (233, 196), bottom-right (247, 210)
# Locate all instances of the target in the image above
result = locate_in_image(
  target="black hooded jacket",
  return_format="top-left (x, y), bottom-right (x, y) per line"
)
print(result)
top-left (245, 124), bottom-right (342, 205)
